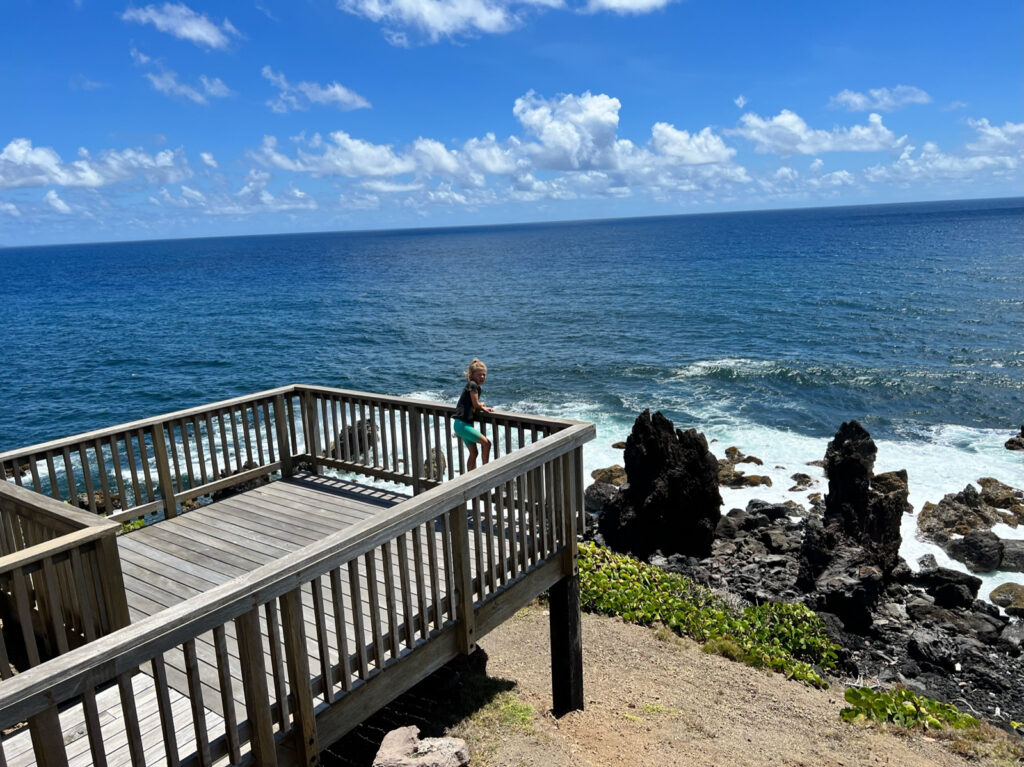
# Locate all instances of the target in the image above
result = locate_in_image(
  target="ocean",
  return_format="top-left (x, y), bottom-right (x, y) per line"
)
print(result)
top-left (2, 197), bottom-right (1022, 593)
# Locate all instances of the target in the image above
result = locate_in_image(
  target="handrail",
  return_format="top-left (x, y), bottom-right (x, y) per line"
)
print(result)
top-left (0, 420), bottom-right (593, 732)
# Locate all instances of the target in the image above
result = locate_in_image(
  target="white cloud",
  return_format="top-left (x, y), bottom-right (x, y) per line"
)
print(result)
top-left (829, 85), bottom-right (931, 112)
top-left (122, 3), bottom-right (241, 50)
top-left (809, 169), bottom-right (854, 187)
top-left (809, 158), bottom-right (824, 172)
top-left (463, 133), bottom-right (520, 174)
top-left (257, 133), bottom-right (415, 177)
top-left (233, 169), bottom-right (317, 212)
top-left (361, 180), bottom-right (424, 193)
top-left (0, 138), bottom-right (190, 189)
top-left (513, 90), bottom-right (623, 170)
top-left (0, 201), bottom-right (20, 216)
top-left (261, 66), bottom-right (370, 113)
top-left (337, 0), bottom-right (560, 43)
top-left (731, 110), bottom-right (905, 155)
top-left (200, 151), bottom-right (218, 168)
top-left (864, 141), bottom-right (1018, 184)
top-left (734, 94), bottom-right (747, 109)
top-left (586, 0), bottom-right (673, 14)
top-left (144, 69), bottom-right (231, 104)
top-left (650, 123), bottom-right (735, 164)
top-left (70, 75), bottom-right (107, 91)
top-left (965, 118), bottom-right (1024, 153)
top-left (44, 190), bottom-right (72, 214)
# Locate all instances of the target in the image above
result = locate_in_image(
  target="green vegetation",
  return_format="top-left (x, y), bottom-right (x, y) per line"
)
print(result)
top-left (840, 686), bottom-right (978, 730)
top-left (577, 542), bottom-right (838, 688)
top-left (119, 518), bottom-right (145, 534)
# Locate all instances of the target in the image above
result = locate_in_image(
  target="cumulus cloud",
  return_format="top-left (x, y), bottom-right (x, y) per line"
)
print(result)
top-left (734, 95), bottom-right (747, 109)
top-left (809, 158), bottom-right (824, 172)
top-left (200, 151), bottom-right (218, 168)
top-left (731, 110), bottom-right (905, 155)
top-left (965, 118), bottom-right (1024, 153)
top-left (261, 66), bottom-right (370, 113)
top-left (337, 0), bottom-right (563, 43)
top-left (829, 85), bottom-right (931, 112)
top-left (257, 133), bottom-right (415, 177)
top-left (513, 90), bottom-right (623, 170)
top-left (0, 138), bottom-right (190, 189)
top-left (122, 3), bottom-right (241, 50)
top-left (0, 201), bottom-right (20, 216)
top-left (233, 169), bottom-right (317, 212)
top-left (253, 90), bottom-right (750, 207)
top-left (650, 123), bottom-right (736, 164)
top-left (44, 190), bottom-right (72, 214)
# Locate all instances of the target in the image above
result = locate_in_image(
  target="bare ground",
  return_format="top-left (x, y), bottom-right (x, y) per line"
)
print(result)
top-left (451, 604), bottom-right (1023, 767)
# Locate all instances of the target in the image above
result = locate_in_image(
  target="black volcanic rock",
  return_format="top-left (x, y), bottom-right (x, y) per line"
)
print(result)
top-left (947, 529), bottom-right (1004, 573)
top-left (598, 410), bottom-right (722, 559)
top-left (796, 421), bottom-right (910, 632)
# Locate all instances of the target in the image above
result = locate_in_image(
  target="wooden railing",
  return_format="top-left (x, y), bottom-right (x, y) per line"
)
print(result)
top-left (0, 482), bottom-right (130, 673)
top-left (1, 384), bottom-right (578, 528)
top-left (0, 416), bottom-right (593, 766)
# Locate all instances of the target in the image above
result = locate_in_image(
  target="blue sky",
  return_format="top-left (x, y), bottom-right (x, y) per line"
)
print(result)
top-left (1, 1), bottom-right (1021, 246)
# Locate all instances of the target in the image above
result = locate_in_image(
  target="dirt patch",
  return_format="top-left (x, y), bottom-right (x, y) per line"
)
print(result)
top-left (454, 604), bottom-right (1020, 767)
top-left (323, 604), bottom-right (1022, 767)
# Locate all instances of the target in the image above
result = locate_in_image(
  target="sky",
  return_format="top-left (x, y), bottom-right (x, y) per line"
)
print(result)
top-left (1, 0), bottom-right (1022, 246)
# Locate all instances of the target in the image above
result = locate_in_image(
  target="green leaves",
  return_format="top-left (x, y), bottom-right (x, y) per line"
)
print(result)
top-left (840, 686), bottom-right (979, 730)
top-left (577, 542), bottom-right (840, 689)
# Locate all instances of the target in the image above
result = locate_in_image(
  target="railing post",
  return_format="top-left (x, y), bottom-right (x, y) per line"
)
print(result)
top-left (301, 389), bottom-right (322, 474)
top-left (96, 527), bottom-right (132, 632)
top-left (449, 505), bottom-right (476, 655)
top-left (274, 394), bottom-right (294, 478)
top-left (280, 590), bottom-right (320, 766)
top-left (151, 422), bottom-right (178, 519)
top-left (236, 607), bottom-right (278, 767)
top-left (408, 406), bottom-right (425, 495)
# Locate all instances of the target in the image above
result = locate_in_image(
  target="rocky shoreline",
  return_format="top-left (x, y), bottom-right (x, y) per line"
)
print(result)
top-left (584, 410), bottom-right (1024, 733)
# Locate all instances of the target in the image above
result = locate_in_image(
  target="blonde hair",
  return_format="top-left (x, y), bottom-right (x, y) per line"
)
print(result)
top-left (464, 358), bottom-right (487, 380)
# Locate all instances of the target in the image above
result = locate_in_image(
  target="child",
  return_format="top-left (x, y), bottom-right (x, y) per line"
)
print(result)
top-left (453, 358), bottom-right (494, 470)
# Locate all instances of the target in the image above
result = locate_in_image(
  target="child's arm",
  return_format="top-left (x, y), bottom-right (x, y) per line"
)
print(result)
top-left (469, 389), bottom-right (494, 413)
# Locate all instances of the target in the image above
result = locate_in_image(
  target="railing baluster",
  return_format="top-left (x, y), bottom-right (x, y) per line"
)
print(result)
top-left (329, 568), bottom-right (353, 692)
top-left (348, 558), bottom-right (368, 680)
top-left (151, 654), bottom-right (181, 767)
top-left (364, 550), bottom-right (385, 671)
top-left (382, 541), bottom-right (400, 660)
top-left (264, 601), bottom-right (290, 730)
top-left (412, 523), bottom-right (429, 640)
top-left (213, 624), bottom-right (243, 765)
top-left (117, 670), bottom-right (146, 766)
top-left (280, 589), bottom-right (320, 766)
top-left (311, 577), bottom-right (333, 704)
top-left (81, 688), bottom-right (109, 767)
top-left (396, 532), bottom-right (414, 649)
top-left (235, 607), bottom-right (277, 767)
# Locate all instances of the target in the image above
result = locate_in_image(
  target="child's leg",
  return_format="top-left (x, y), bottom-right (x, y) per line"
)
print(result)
top-left (479, 434), bottom-right (491, 465)
top-left (467, 442), bottom-right (479, 470)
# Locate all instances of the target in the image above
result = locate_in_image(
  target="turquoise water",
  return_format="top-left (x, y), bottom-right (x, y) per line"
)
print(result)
top-left (2, 199), bottom-right (1021, 554)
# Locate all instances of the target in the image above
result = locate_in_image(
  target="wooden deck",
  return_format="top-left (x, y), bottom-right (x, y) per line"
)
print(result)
top-left (2, 474), bottom-right (446, 766)
top-left (0, 386), bottom-right (594, 767)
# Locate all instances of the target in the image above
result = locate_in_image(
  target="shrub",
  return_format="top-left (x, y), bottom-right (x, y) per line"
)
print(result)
top-left (577, 542), bottom-right (838, 688)
top-left (840, 686), bottom-right (979, 730)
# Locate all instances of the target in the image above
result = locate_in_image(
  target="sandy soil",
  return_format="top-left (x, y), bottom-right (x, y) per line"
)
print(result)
top-left (459, 604), bottom-right (1019, 767)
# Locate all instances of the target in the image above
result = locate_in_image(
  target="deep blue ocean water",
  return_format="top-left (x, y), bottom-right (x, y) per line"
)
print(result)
top-left (2, 198), bottom-right (1022, 581)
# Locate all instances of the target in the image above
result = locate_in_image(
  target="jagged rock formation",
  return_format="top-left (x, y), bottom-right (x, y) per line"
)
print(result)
top-left (796, 421), bottom-right (910, 632)
top-left (598, 410), bottom-right (722, 559)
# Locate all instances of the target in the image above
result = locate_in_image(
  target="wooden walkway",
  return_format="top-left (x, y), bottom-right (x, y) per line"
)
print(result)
top-left (3, 473), bottom-right (468, 767)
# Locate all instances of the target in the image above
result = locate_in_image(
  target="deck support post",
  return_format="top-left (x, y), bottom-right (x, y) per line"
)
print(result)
top-left (274, 394), bottom-right (294, 478)
top-left (548, 568), bottom-right (583, 717)
top-left (151, 422), bottom-right (179, 519)
top-left (449, 505), bottom-right (476, 654)
top-left (96, 529), bottom-right (132, 632)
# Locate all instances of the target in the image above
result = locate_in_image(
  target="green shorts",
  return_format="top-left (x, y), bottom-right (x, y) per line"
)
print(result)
top-left (453, 419), bottom-right (483, 445)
